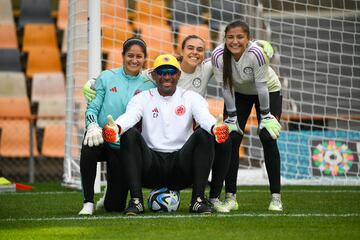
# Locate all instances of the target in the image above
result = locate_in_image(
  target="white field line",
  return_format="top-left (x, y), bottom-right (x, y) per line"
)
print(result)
top-left (1, 189), bottom-right (360, 196)
top-left (1, 213), bottom-right (359, 222)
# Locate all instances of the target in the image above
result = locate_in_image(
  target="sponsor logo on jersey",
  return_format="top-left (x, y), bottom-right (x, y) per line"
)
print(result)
top-left (110, 87), bottom-right (117, 92)
top-left (243, 67), bottom-right (253, 74)
top-left (192, 78), bottom-right (201, 88)
top-left (152, 107), bottom-right (159, 118)
top-left (175, 105), bottom-right (186, 116)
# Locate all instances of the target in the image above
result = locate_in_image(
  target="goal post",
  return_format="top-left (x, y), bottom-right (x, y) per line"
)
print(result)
top-left (64, 0), bottom-right (360, 189)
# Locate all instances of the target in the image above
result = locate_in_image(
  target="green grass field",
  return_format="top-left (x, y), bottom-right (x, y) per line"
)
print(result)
top-left (0, 183), bottom-right (359, 240)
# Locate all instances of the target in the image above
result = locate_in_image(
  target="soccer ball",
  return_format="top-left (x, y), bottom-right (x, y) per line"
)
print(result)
top-left (147, 187), bottom-right (180, 212)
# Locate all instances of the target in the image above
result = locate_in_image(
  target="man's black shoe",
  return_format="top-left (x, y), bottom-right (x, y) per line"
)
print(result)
top-left (189, 197), bottom-right (214, 214)
top-left (124, 198), bottom-right (144, 216)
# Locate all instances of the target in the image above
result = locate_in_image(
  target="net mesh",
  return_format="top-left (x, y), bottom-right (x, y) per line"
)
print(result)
top-left (64, 0), bottom-right (360, 188)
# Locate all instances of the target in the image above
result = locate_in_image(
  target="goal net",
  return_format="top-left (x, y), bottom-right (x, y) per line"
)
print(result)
top-left (63, 0), bottom-right (360, 189)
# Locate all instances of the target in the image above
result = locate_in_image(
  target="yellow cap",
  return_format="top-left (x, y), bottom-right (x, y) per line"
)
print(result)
top-left (152, 54), bottom-right (181, 71)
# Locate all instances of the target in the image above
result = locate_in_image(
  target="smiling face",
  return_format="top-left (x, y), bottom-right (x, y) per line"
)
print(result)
top-left (123, 44), bottom-right (146, 75)
top-left (181, 37), bottom-right (205, 69)
top-left (224, 26), bottom-right (250, 61)
top-left (151, 66), bottom-right (181, 96)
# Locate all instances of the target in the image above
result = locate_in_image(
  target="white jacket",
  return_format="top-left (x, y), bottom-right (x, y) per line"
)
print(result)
top-left (115, 87), bottom-right (216, 152)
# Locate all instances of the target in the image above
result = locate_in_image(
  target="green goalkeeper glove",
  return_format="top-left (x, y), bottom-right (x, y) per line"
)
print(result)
top-left (82, 79), bottom-right (96, 102)
top-left (255, 40), bottom-right (274, 59)
top-left (224, 116), bottom-right (243, 135)
top-left (259, 113), bottom-right (281, 140)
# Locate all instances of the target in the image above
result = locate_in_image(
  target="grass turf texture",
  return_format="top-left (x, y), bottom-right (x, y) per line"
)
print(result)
top-left (0, 183), bottom-right (359, 240)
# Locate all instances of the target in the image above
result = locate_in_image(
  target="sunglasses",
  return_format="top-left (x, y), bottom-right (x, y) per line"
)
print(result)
top-left (155, 68), bottom-right (178, 76)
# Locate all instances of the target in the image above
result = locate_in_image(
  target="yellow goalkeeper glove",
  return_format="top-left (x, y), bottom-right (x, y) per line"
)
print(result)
top-left (224, 116), bottom-right (243, 135)
top-left (259, 113), bottom-right (281, 140)
top-left (82, 79), bottom-right (96, 102)
top-left (255, 40), bottom-right (274, 59)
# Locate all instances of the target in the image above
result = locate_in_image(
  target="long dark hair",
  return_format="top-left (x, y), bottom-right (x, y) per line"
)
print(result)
top-left (223, 20), bottom-right (250, 93)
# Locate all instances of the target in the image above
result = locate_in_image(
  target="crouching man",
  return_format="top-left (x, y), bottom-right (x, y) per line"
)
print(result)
top-left (102, 54), bottom-right (229, 215)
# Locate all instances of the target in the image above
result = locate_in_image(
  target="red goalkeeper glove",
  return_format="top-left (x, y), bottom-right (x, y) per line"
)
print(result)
top-left (212, 115), bottom-right (229, 143)
top-left (102, 115), bottom-right (120, 143)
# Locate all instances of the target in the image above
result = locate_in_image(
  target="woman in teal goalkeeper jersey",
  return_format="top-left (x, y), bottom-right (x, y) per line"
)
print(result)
top-left (78, 38), bottom-right (155, 215)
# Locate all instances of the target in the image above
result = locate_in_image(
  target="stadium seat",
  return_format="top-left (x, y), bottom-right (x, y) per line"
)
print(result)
top-left (0, 49), bottom-right (22, 72)
top-left (22, 24), bottom-right (58, 53)
top-left (0, 97), bottom-right (38, 157)
top-left (0, 120), bottom-right (39, 157)
top-left (139, 24), bottom-right (174, 51)
top-left (57, 0), bottom-right (68, 30)
top-left (245, 107), bottom-right (258, 132)
top-left (206, 98), bottom-right (258, 132)
top-left (26, 48), bottom-right (62, 78)
top-left (36, 99), bottom-right (65, 128)
top-left (0, 72), bottom-right (27, 97)
top-left (0, 24), bottom-right (18, 49)
top-left (0, 0), bottom-right (14, 24)
top-left (171, 0), bottom-right (208, 30)
top-left (0, 96), bottom-right (31, 118)
top-left (18, 0), bottom-right (53, 28)
top-left (71, 49), bottom-right (88, 76)
top-left (131, 0), bottom-right (170, 28)
top-left (209, 0), bottom-right (243, 44)
top-left (105, 48), bottom-right (123, 69)
top-left (139, 24), bottom-right (175, 68)
top-left (206, 97), bottom-right (223, 117)
top-left (101, 0), bottom-right (127, 27)
top-left (31, 72), bottom-right (65, 103)
top-left (102, 22), bottom-right (134, 53)
top-left (177, 24), bottom-right (212, 51)
top-left (209, 0), bottom-right (243, 32)
top-left (41, 124), bottom-right (65, 158)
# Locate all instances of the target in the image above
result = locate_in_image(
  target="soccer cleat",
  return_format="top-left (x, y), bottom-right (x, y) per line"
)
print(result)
top-left (78, 202), bottom-right (94, 215)
top-left (223, 193), bottom-right (239, 211)
top-left (124, 198), bottom-right (144, 216)
top-left (268, 194), bottom-right (283, 211)
top-left (210, 198), bottom-right (229, 213)
top-left (95, 197), bottom-right (105, 210)
top-left (189, 197), bottom-right (214, 214)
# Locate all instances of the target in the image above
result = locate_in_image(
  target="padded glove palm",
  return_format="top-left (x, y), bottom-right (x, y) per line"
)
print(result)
top-left (102, 115), bottom-right (120, 143)
top-left (259, 113), bottom-right (281, 139)
top-left (212, 115), bottom-right (229, 143)
top-left (83, 122), bottom-right (104, 147)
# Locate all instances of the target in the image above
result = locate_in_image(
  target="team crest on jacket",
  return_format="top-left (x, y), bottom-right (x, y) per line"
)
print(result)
top-left (175, 105), bottom-right (186, 116)
top-left (192, 77), bottom-right (201, 88)
top-left (243, 67), bottom-right (253, 74)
